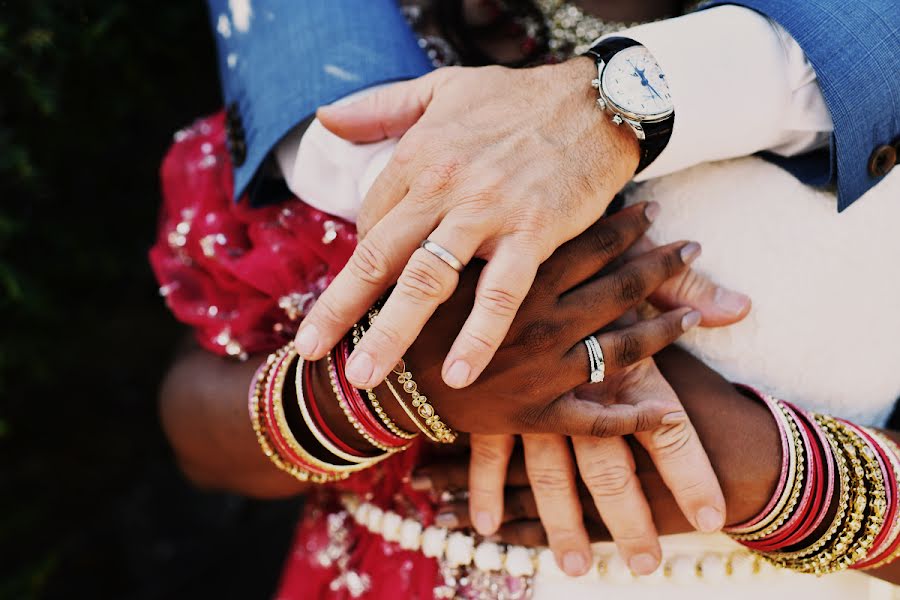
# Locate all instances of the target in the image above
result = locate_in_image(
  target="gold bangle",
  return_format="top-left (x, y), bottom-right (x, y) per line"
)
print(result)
top-left (861, 430), bottom-right (900, 569)
top-left (383, 375), bottom-right (443, 443)
top-left (249, 348), bottom-right (317, 483)
top-left (731, 401), bottom-right (806, 541)
top-left (294, 352), bottom-right (386, 464)
top-left (760, 414), bottom-right (852, 562)
top-left (364, 387), bottom-right (418, 440)
top-left (268, 346), bottom-right (380, 479)
top-left (768, 416), bottom-right (873, 574)
top-left (392, 359), bottom-right (457, 444)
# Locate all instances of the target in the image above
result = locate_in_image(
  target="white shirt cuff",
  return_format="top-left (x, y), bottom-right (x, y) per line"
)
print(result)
top-left (611, 5), bottom-right (833, 181)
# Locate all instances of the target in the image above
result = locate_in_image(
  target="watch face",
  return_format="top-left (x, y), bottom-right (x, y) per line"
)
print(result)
top-left (601, 45), bottom-right (673, 120)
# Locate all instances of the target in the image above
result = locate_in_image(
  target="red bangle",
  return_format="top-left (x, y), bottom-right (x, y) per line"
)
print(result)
top-left (747, 403), bottom-right (823, 550)
top-left (302, 357), bottom-right (374, 459)
top-left (335, 337), bottom-right (410, 449)
top-left (848, 423), bottom-right (898, 569)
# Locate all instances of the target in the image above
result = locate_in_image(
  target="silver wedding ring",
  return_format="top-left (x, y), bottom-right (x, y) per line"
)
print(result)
top-left (421, 239), bottom-right (465, 272)
top-left (584, 335), bottom-right (606, 384)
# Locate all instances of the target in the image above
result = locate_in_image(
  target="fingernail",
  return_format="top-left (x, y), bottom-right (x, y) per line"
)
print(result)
top-left (681, 310), bottom-right (702, 331)
top-left (629, 553), bottom-right (660, 576)
top-left (696, 506), bottom-right (725, 533)
top-left (661, 411), bottom-right (687, 425)
top-left (713, 288), bottom-right (751, 316)
top-left (410, 473), bottom-right (432, 491)
top-left (345, 351), bottom-right (374, 386)
top-left (474, 511), bottom-right (495, 535)
top-left (435, 511), bottom-right (459, 529)
top-left (644, 201), bottom-right (661, 222)
top-left (680, 242), bottom-right (702, 264)
top-left (444, 360), bottom-right (472, 389)
top-left (562, 551), bottom-right (588, 576)
top-left (295, 325), bottom-right (320, 357)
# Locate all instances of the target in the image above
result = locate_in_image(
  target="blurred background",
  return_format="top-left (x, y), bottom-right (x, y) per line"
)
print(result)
top-left (1, 2), bottom-right (300, 598)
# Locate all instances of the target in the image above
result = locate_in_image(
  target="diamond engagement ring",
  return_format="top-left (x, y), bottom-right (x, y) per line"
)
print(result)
top-left (584, 335), bottom-right (606, 383)
top-left (421, 240), bottom-right (465, 272)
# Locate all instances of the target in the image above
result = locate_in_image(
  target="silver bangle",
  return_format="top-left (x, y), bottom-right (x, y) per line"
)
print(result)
top-left (584, 335), bottom-right (606, 383)
top-left (421, 239), bottom-right (465, 272)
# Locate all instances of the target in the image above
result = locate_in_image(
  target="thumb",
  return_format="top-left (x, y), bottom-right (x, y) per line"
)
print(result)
top-left (317, 74), bottom-right (437, 143)
top-left (649, 268), bottom-right (751, 327)
top-left (625, 234), bottom-right (751, 327)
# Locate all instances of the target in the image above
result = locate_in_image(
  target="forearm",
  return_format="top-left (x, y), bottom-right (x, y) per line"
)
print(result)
top-left (159, 347), bottom-right (310, 498)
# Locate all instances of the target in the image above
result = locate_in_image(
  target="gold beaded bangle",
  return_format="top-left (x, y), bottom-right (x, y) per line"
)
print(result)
top-left (862, 431), bottom-right (900, 570)
top-left (392, 359), bottom-right (457, 444)
top-left (383, 375), bottom-right (443, 443)
top-left (769, 416), bottom-right (870, 574)
top-left (293, 352), bottom-right (387, 464)
top-left (364, 387), bottom-right (418, 440)
top-left (760, 415), bottom-right (851, 562)
top-left (731, 402), bottom-right (806, 542)
top-left (249, 348), bottom-right (318, 483)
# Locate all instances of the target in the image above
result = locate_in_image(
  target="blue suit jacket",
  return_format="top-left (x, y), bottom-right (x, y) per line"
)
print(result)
top-left (209, 0), bottom-right (899, 211)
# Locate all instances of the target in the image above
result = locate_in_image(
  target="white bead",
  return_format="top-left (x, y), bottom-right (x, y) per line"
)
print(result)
top-left (473, 541), bottom-right (503, 571)
top-left (366, 506), bottom-right (384, 533)
top-left (537, 549), bottom-right (565, 578)
top-left (728, 552), bottom-right (754, 580)
top-left (445, 532), bottom-right (475, 567)
top-left (606, 554), bottom-right (635, 584)
top-left (699, 554), bottom-right (727, 583)
top-left (422, 526), bottom-right (448, 558)
top-left (505, 546), bottom-right (535, 577)
top-left (668, 555), bottom-right (697, 584)
top-left (354, 502), bottom-right (371, 525)
top-left (399, 520), bottom-right (423, 551)
top-left (381, 512), bottom-right (402, 542)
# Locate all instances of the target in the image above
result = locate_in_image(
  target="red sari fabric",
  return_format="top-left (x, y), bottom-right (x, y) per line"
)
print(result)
top-left (150, 113), bottom-right (441, 598)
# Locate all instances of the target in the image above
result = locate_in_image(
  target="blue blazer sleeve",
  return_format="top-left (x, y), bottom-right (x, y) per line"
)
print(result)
top-left (703, 0), bottom-right (900, 212)
top-left (207, 0), bottom-right (433, 202)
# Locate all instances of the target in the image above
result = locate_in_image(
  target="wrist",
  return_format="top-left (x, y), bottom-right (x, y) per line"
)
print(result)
top-left (561, 56), bottom-right (641, 180)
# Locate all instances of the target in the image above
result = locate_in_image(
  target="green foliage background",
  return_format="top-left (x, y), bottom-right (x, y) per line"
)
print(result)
top-left (0, 2), bottom-right (299, 598)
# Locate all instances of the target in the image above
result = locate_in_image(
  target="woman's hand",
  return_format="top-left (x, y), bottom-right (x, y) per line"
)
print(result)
top-left (294, 58), bottom-right (641, 391)
top-left (462, 357), bottom-right (724, 577)
top-left (390, 203), bottom-right (701, 438)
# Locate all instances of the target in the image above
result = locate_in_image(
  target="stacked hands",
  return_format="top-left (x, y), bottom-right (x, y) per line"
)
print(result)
top-left (289, 59), bottom-right (751, 577)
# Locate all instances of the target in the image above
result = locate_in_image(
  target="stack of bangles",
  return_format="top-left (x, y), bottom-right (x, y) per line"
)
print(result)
top-left (726, 387), bottom-right (900, 573)
top-left (248, 309), bottom-right (457, 483)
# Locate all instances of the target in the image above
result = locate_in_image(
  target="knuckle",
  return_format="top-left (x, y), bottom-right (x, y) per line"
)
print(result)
top-left (613, 267), bottom-right (647, 306)
top-left (476, 286), bottom-right (522, 319)
top-left (613, 333), bottom-right (644, 367)
top-left (588, 224), bottom-right (625, 259)
top-left (397, 252), bottom-right (453, 305)
top-left (365, 318), bottom-right (407, 352)
top-left (308, 293), bottom-right (353, 330)
top-left (471, 440), bottom-right (511, 466)
top-left (580, 463), bottom-right (635, 499)
top-left (515, 321), bottom-right (562, 354)
top-left (527, 466), bottom-right (572, 495)
top-left (460, 327), bottom-right (500, 355)
top-left (648, 420), bottom-right (695, 457)
top-left (660, 247), bottom-right (682, 279)
top-left (347, 239), bottom-right (393, 285)
top-left (589, 412), bottom-right (617, 437)
top-left (417, 159), bottom-right (463, 198)
top-left (671, 269), bottom-right (710, 305)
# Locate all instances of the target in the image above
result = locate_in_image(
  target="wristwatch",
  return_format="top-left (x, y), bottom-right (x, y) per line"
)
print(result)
top-left (585, 37), bottom-right (674, 174)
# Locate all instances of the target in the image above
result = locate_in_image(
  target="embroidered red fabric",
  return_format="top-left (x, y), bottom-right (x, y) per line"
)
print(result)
top-left (150, 113), bottom-right (441, 598)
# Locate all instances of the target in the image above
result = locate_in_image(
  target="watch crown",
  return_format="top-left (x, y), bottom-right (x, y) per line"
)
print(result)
top-left (596, 98), bottom-right (607, 110)
top-left (591, 78), bottom-right (600, 89)
top-left (611, 114), bottom-right (624, 125)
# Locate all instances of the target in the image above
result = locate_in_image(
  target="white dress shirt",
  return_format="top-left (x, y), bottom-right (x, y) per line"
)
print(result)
top-left (275, 6), bottom-right (834, 222)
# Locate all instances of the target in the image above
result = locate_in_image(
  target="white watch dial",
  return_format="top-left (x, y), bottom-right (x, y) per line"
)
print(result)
top-left (601, 45), bottom-right (673, 120)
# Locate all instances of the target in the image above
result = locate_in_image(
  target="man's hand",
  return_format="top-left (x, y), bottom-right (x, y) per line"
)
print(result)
top-left (294, 59), bottom-right (640, 390)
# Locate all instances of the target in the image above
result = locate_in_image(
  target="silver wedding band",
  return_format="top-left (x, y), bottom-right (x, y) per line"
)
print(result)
top-left (584, 335), bottom-right (606, 384)
top-left (421, 239), bottom-right (465, 272)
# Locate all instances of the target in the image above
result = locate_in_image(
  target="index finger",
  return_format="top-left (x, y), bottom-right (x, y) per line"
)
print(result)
top-left (293, 195), bottom-right (435, 361)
